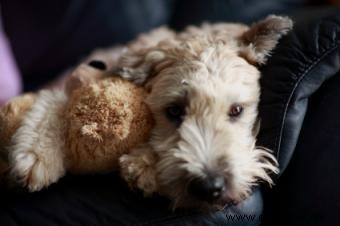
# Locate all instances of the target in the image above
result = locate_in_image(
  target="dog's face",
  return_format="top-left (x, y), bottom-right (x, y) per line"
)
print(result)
top-left (119, 15), bottom-right (292, 209)
top-left (147, 48), bottom-right (268, 208)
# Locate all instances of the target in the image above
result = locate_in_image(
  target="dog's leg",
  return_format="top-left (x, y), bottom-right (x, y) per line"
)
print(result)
top-left (9, 90), bottom-right (67, 191)
top-left (119, 144), bottom-right (158, 195)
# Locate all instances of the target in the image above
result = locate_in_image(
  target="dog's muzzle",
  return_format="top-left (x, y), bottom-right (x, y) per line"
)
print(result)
top-left (188, 174), bottom-right (225, 202)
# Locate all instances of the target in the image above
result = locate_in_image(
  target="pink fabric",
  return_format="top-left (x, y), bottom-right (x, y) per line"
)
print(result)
top-left (0, 29), bottom-right (22, 105)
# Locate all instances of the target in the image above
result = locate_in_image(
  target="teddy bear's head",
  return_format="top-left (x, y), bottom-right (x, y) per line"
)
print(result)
top-left (63, 60), bottom-right (154, 173)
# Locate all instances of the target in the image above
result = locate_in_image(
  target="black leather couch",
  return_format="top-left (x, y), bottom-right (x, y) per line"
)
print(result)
top-left (0, 1), bottom-right (339, 226)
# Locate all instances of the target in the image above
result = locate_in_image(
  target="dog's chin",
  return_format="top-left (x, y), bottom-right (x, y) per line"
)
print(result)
top-left (179, 200), bottom-right (231, 212)
top-left (174, 193), bottom-right (245, 212)
top-left (194, 197), bottom-right (249, 212)
top-left (199, 199), bottom-right (232, 212)
top-left (207, 196), bottom-right (246, 211)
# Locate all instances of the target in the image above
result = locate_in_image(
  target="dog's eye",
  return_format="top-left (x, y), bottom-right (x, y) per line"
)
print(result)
top-left (228, 104), bottom-right (243, 118)
top-left (165, 104), bottom-right (185, 124)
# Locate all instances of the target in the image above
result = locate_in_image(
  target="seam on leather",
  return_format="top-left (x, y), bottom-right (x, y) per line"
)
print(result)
top-left (275, 42), bottom-right (339, 160)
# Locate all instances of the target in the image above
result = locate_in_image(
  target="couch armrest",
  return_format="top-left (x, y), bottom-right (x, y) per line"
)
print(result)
top-left (257, 7), bottom-right (340, 174)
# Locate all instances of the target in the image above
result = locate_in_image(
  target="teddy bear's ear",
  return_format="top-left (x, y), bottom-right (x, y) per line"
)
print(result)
top-left (238, 15), bottom-right (293, 65)
top-left (115, 49), bottom-right (170, 85)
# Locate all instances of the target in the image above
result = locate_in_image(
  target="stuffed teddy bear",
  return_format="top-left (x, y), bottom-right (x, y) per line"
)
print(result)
top-left (0, 60), bottom-right (154, 192)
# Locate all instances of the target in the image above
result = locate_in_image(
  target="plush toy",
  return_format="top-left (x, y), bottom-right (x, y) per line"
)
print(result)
top-left (0, 61), bottom-right (154, 191)
top-left (0, 93), bottom-right (37, 184)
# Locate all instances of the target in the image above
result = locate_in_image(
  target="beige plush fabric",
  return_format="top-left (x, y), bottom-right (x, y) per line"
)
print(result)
top-left (64, 77), bottom-right (153, 173)
top-left (0, 94), bottom-right (36, 177)
top-left (0, 71), bottom-right (153, 191)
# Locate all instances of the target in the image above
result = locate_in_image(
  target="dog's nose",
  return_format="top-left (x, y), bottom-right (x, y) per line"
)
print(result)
top-left (188, 174), bottom-right (225, 202)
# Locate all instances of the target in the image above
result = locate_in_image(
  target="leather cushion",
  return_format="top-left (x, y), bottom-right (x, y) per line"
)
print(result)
top-left (257, 7), bottom-right (340, 174)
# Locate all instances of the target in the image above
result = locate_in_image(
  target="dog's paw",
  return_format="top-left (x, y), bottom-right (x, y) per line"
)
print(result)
top-left (119, 151), bottom-right (158, 195)
top-left (11, 151), bottom-right (63, 192)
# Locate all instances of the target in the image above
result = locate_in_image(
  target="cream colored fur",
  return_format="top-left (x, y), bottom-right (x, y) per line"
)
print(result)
top-left (2, 15), bottom-right (292, 209)
top-left (3, 76), bottom-right (153, 192)
top-left (119, 15), bottom-right (292, 209)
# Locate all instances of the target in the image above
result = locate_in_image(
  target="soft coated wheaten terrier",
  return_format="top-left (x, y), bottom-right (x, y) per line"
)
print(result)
top-left (3, 15), bottom-right (293, 210)
top-left (118, 15), bottom-right (292, 209)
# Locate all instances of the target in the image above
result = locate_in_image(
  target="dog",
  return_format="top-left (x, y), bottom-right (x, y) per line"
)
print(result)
top-left (2, 15), bottom-right (292, 210)
top-left (117, 15), bottom-right (293, 209)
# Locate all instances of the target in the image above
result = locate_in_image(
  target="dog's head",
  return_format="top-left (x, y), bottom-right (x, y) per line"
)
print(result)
top-left (118, 15), bottom-right (292, 209)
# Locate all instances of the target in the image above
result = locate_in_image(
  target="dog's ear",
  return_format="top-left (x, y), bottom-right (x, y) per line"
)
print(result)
top-left (238, 15), bottom-right (293, 65)
top-left (116, 49), bottom-right (172, 85)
